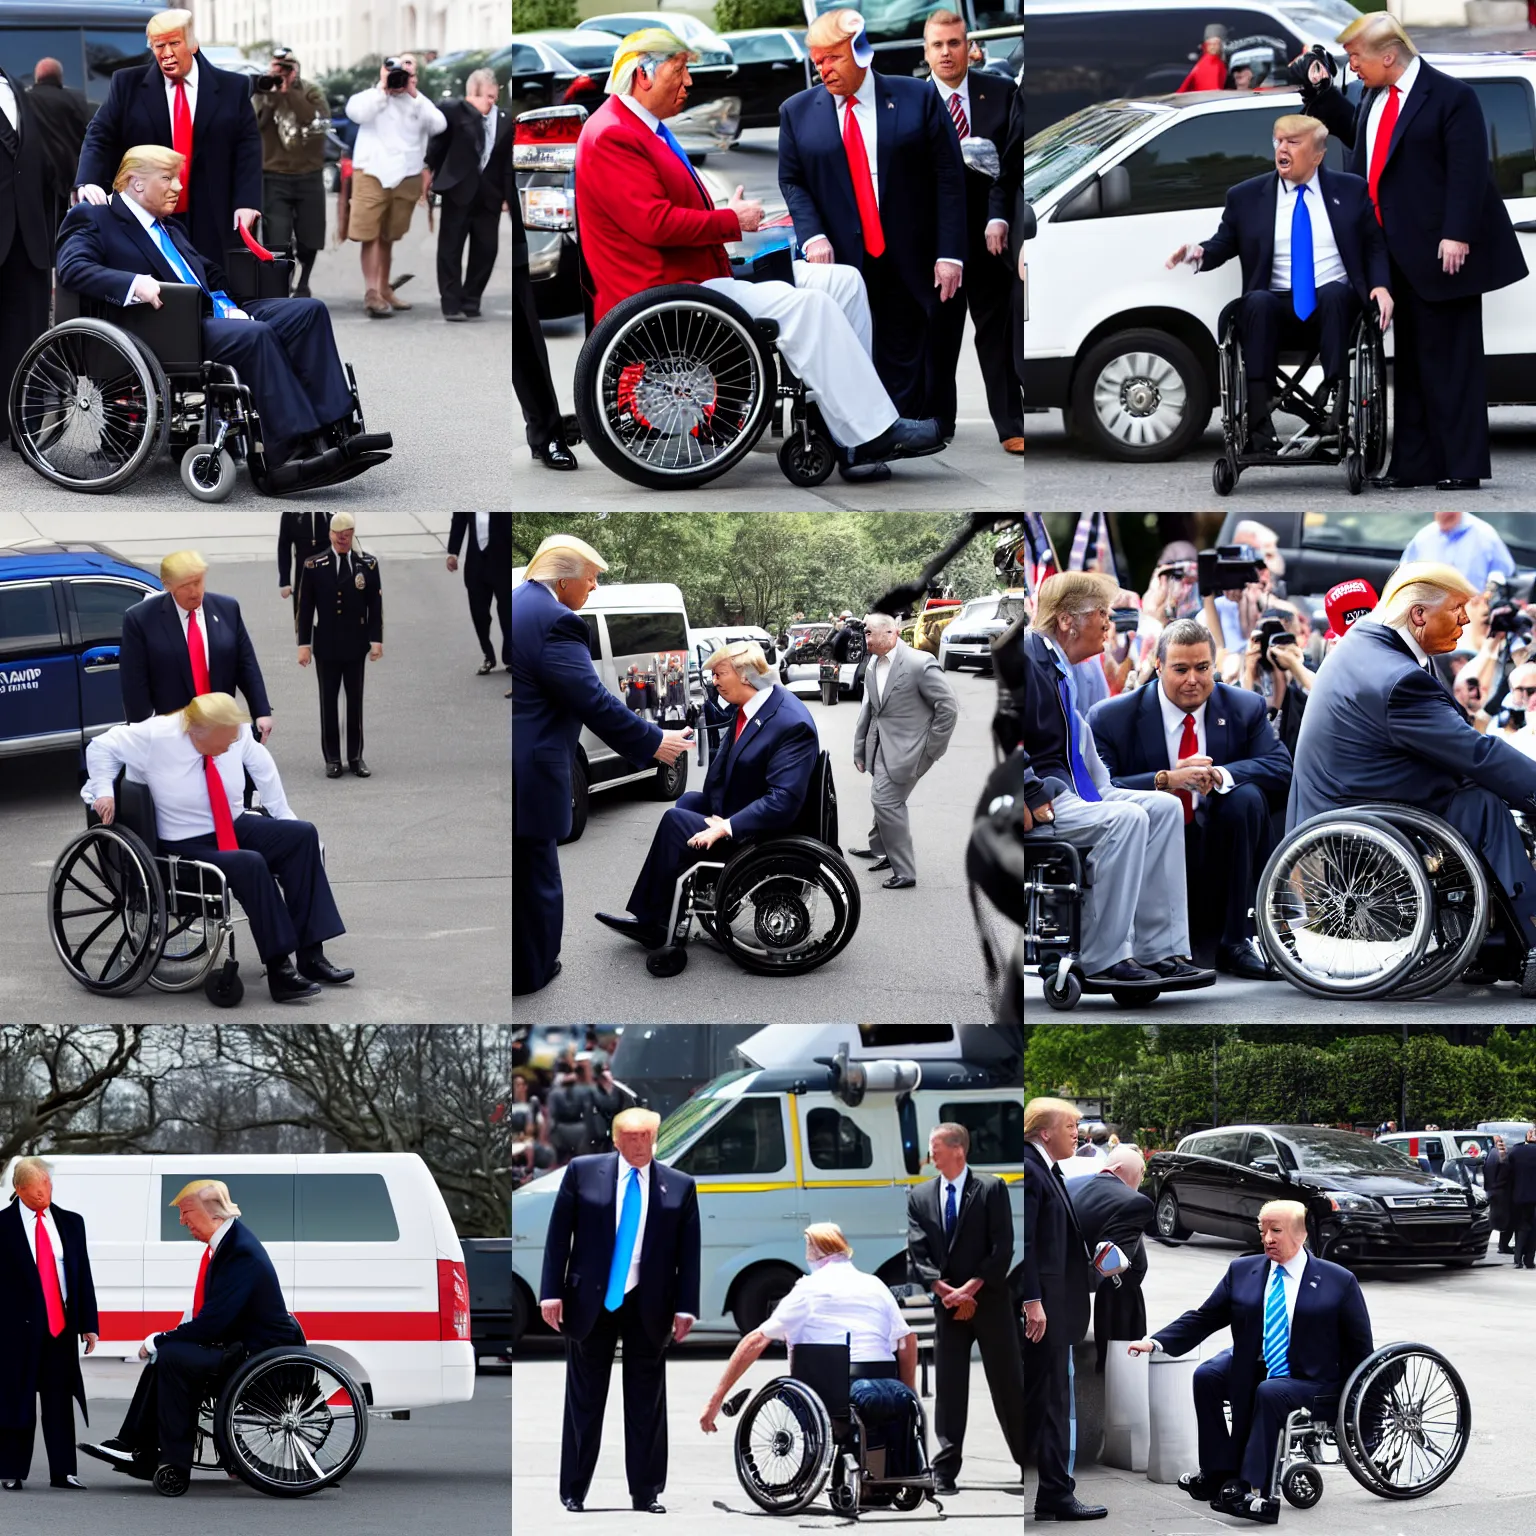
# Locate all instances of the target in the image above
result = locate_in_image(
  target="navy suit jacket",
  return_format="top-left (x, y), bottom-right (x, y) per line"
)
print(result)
top-left (1021, 1141), bottom-right (1095, 1346)
top-left (1088, 680), bottom-right (1293, 811)
top-left (1306, 62), bottom-right (1527, 302)
top-left (1287, 620), bottom-right (1536, 828)
top-left (701, 683), bottom-right (817, 839)
top-left (1020, 628), bottom-right (1084, 814)
top-left (1506, 1140), bottom-right (1536, 1205)
top-left (510, 578), bottom-right (663, 842)
top-left (120, 589), bottom-right (271, 722)
top-left (151, 1218), bottom-right (304, 1354)
top-left (538, 1153), bottom-right (701, 1350)
top-left (0, 1200), bottom-right (100, 1427)
top-left (56, 193), bottom-right (232, 307)
top-left (1198, 165), bottom-right (1389, 307)
top-left (1154, 1251), bottom-right (1373, 1457)
top-left (778, 71), bottom-right (966, 309)
top-left (75, 57), bottom-right (262, 265)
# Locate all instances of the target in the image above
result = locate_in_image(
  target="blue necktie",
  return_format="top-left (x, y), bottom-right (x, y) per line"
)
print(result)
top-left (1290, 184), bottom-right (1315, 321)
top-left (604, 1166), bottom-right (641, 1312)
top-left (1055, 672), bottom-right (1102, 802)
top-left (656, 120), bottom-right (707, 201)
top-left (148, 220), bottom-right (238, 319)
top-left (944, 1182), bottom-right (957, 1238)
top-left (1262, 1265), bottom-right (1290, 1378)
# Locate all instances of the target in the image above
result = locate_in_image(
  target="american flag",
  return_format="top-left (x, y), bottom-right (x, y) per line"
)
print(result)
top-left (1020, 514), bottom-right (1059, 599)
top-left (1067, 511), bottom-right (1118, 581)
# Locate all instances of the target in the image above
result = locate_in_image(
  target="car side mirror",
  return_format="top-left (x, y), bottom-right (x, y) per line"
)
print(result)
top-left (1100, 165), bottom-right (1131, 216)
top-left (1251, 1157), bottom-right (1285, 1178)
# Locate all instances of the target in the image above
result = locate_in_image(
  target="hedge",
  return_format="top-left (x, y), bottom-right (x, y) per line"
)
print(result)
top-left (514, 0), bottom-right (579, 31)
top-left (713, 0), bottom-right (806, 31)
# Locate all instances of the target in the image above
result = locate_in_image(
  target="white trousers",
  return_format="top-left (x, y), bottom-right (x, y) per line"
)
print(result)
top-left (702, 260), bottom-right (896, 448)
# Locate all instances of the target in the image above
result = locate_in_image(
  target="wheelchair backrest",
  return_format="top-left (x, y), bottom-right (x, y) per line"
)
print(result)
top-left (55, 282), bottom-right (206, 375)
top-left (114, 770), bottom-right (159, 847)
top-left (788, 750), bottom-right (839, 846)
top-left (789, 1338), bottom-right (852, 1418)
top-left (220, 248), bottom-right (294, 305)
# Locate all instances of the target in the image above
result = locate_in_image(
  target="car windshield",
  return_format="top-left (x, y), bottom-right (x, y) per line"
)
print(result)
top-left (653, 1071), bottom-right (754, 1159)
top-left (1278, 0), bottom-right (1362, 29)
top-left (1025, 104), bottom-right (1161, 205)
top-left (1300, 512), bottom-right (1536, 568)
top-left (1283, 1129), bottom-right (1422, 1173)
top-left (548, 37), bottom-right (618, 68)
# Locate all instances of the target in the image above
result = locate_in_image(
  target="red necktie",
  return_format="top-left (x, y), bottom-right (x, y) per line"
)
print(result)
top-left (35, 1211), bottom-right (65, 1337)
top-left (192, 1244), bottom-right (211, 1315)
top-left (203, 754), bottom-right (239, 851)
top-left (734, 709), bottom-right (749, 744)
top-left (842, 98), bottom-right (885, 259)
top-left (947, 90), bottom-right (968, 139)
top-left (1367, 84), bottom-right (1400, 225)
top-left (1176, 712), bottom-right (1198, 824)
top-left (173, 78), bottom-right (193, 212)
top-left (187, 607), bottom-right (210, 695)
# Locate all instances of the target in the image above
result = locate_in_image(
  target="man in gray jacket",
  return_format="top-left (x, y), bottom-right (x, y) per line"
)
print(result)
top-left (851, 612), bottom-right (959, 888)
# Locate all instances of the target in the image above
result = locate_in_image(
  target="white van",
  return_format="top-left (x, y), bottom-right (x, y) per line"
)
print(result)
top-left (511, 1023), bottom-right (1024, 1341)
top-left (2, 1153), bottom-right (476, 1413)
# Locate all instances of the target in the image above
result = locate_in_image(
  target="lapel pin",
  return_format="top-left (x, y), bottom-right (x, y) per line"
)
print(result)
top-left (1216, 718), bottom-right (1225, 726)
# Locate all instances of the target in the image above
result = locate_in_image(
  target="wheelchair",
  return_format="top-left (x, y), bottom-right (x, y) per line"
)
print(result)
top-left (724, 1339), bottom-right (939, 1516)
top-left (48, 772), bottom-right (262, 1006)
top-left (643, 750), bottom-right (861, 978)
top-left (1211, 295), bottom-right (1387, 497)
top-left (1255, 802), bottom-right (1536, 1000)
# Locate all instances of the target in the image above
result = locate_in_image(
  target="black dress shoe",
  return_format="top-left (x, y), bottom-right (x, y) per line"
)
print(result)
top-left (1213, 1489), bottom-right (1279, 1524)
top-left (869, 856), bottom-right (892, 871)
top-left (882, 874), bottom-right (917, 889)
top-left (633, 1499), bottom-right (666, 1513)
top-left (51, 1476), bottom-right (87, 1489)
top-left (462, 304), bottom-right (481, 318)
top-left (325, 761), bottom-right (343, 778)
top-left (268, 959), bottom-right (321, 1003)
top-left (1033, 1496), bottom-right (1109, 1520)
top-left (534, 439), bottom-right (578, 471)
top-left (349, 758), bottom-right (371, 777)
top-left (594, 911), bottom-right (666, 948)
top-left (561, 1497), bottom-right (583, 1511)
top-left (889, 416), bottom-right (943, 455)
top-left (837, 461), bottom-right (892, 483)
top-left (1088, 958), bottom-right (1161, 987)
top-left (1178, 1471), bottom-right (1227, 1501)
top-left (1369, 475), bottom-right (1428, 489)
top-left (444, 310), bottom-right (466, 322)
top-left (1436, 478), bottom-right (1480, 490)
top-left (932, 1477), bottom-right (958, 1494)
top-left (1142, 955), bottom-right (1212, 982)
top-left (298, 953), bottom-right (354, 985)
top-left (1, 1480), bottom-right (20, 1489)
top-left (847, 847), bottom-right (876, 859)
top-left (1215, 940), bottom-right (1281, 981)
top-left (477, 657), bottom-right (496, 675)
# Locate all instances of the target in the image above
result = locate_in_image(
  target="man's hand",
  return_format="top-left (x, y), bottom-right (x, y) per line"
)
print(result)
top-left (654, 727), bottom-right (693, 765)
top-left (298, 645), bottom-right (312, 668)
top-left (77, 183), bottom-right (108, 206)
top-left (984, 219), bottom-right (1008, 257)
top-left (255, 715), bottom-right (273, 744)
top-left (935, 260), bottom-right (962, 302)
top-left (446, 555), bottom-right (459, 573)
top-left (700, 1397), bottom-right (722, 1434)
top-left (1166, 757), bottom-right (1216, 795)
top-left (138, 1344), bottom-right (151, 1361)
top-left (1370, 286), bottom-right (1394, 329)
top-left (1269, 641), bottom-right (1306, 678)
top-left (1023, 1299), bottom-right (1046, 1344)
top-left (953, 1297), bottom-right (977, 1321)
top-left (803, 235), bottom-right (834, 264)
top-left (673, 1315), bottom-right (694, 1344)
top-left (854, 757), bottom-right (865, 774)
top-left (224, 306), bottom-right (251, 321)
top-left (269, 64), bottom-right (289, 92)
top-left (687, 815), bottom-right (732, 851)
top-left (83, 1333), bottom-right (98, 1355)
top-left (1166, 243), bottom-right (1203, 270)
top-left (421, 168), bottom-right (433, 201)
top-left (1127, 1337), bottom-right (1156, 1356)
top-left (369, 642), bottom-right (383, 661)
top-left (131, 275), bottom-right (163, 308)
top-left (234, 207), bottom-right (260, 231)
top-left (539, 1299), bottom-right (563, 1332)
top-left (1440, 238), bottom-right (1470, 276)
top-left (280, 585), bottom-right (292, 599)
top-left (727, 185), bottom-right (763, 233)
top-left (93, 795), bottom-right (116, 824)
top-left (1022, 798), bottom-right (1055, 833)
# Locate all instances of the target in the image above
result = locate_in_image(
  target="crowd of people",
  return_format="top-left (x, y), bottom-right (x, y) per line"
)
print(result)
top-left (510, 1028), bottom-right (628, 1187)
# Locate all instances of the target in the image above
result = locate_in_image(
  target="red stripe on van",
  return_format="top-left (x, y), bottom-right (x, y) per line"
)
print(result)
top-left (97, 1311), bottom-right (443, 1342)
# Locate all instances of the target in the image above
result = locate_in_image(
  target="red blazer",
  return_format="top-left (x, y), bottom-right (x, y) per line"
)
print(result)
top-left (574, 96), bottom-right (741, 320)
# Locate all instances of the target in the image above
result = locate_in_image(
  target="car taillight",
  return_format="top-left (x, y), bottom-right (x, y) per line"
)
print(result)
top-left (438, 1258), bottom-right (471, 1341)
top-left (514, 105), bottom-right (587, 171)
top-left (562, 74), bottom-right (595, 103)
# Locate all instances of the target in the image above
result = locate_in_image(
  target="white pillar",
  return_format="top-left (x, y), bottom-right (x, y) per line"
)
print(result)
top-left (1146, 1347), bottom-right (1203, 1485)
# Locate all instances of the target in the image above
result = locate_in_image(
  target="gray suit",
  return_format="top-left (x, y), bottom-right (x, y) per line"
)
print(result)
top-left (853, 640), bottom-right (959, 879)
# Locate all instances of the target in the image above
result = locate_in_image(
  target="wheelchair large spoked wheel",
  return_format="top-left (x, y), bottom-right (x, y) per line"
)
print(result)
top-left (213, 1348), bottom-right (368, 1497)
top-left (48, 825), bottom-right (167, 996)
top-left (148, 901), bottom-right (226, 993)
top-left (733, 1377), bottom-right (834, 1514)
top-left (1212, 315), bottom-right (1247, 496)
top-left (713, 836), bottom-right (861, 976)
top-left (1256, 812), bottom-right (1433, 999)
top-left (9, 319), bottom-right (169, 491)
top-left (574, 285), bottom-right (777, 490)
top-left (1349, 315), bottom-right (1388, 478)
top-left (1337, 1343), bottom-right (1470, 1500)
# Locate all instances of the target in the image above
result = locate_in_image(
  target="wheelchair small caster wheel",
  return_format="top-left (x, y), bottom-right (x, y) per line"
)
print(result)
top-left (204, 959), bottom-right (243, 1008)
top-left (778, 431), bottom-right (836, 487)
top-left (1212, 456), bottom-right (1236, 497)
top-left (153, 1464), bottom-right (190, 1497)
top-left (1346, 452), bottom-right (1365, 494)
top-left (181, 442), bottom-right (236, 502)
top-left (1112, 987), bottom-right (1160, 1009)
top-left (891, 1486), bottom-right (924, 1511)
top-left (1281, 1463), bottom-right (1323, 1509)
top-left (1043, 969), bottom-right (1081, 1011)
top-left (646, 947), bottom-right (688, 977)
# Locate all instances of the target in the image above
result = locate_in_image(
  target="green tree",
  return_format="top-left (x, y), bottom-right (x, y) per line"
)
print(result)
top-left (513, 0), bottom-right (579, 30)
top-left (714, 0), bottom-right (805, 29)
top-left (1024, 1025), bottom-right (1144, 1100)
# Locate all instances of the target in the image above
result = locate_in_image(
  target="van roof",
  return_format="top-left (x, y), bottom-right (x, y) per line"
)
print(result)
top-left (513, 573), bottom-right (688, 614)
top-left (721, 1060), bottom-right (1023, 1097)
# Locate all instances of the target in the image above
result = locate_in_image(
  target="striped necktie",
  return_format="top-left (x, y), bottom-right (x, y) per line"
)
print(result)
top-left (1262, 1264), bottom-right (1290, 1378)
top-left (947, 90), bottom-right (968, 138)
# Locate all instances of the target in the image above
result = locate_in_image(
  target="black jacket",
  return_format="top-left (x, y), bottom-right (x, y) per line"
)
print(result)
top-left (1022, 1140), bottom-right (1096, 1346)
top-left (277, 512), bottom-right (334, 591)
top-left (941, 72), bottom-right (1017, 236)
top-left (120, 589), bottom-right (272, 721)
top-left (426, 99), bottom-right (509, 210)
top-left (906, 1168), bottom-right (1016, 1293)
top-left (152, 1218), bottom-right (304, 1353)
top-left (0, 68), bottom-right (55, 269)
top-left (1507, 1140), bottom-right (1536, 1205)
top-left (24, 76), bottom-right (91, 209)
top-left (1021, 627), bottom-right (1084, 814)
top-left (1067, 1171), bottom-right (1152, 1286)
top-left (447, 512), bottom-right (512, 587)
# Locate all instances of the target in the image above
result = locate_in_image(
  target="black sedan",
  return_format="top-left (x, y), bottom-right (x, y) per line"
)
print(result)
top-left (719, 28), bottom-right (809, 130)
top-left (1143, 1124), bottom-right (1490, 1267)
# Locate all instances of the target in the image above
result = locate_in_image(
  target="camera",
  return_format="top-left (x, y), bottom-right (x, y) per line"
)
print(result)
top-left (253, 74), bottom-right (279, 92)
top-left (1155, 561), bottom-right (1196, 582)
top-left (1111, 606), bottom-right (1140, 636)
top-left (1198, 545), bottom-right (1267, 598)
top-left (385, 57), bottom-right (410, 90)
top-left (1489, 604), bottom-right (1534, 639)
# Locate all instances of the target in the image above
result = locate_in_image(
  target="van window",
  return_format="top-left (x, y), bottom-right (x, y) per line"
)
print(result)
top-left (806, 1108), bottom-right (873, 1170)
top-left (606, 613), bottom-right (689, 656)
top-left (84, 30), bottom-right (155, 101)
top-left (69, 580), bottom-right (147, 646)
top-left (0, 583), bottom-right (63, 660)
top-left (937, 1100), bottom-right (1024, 1165)
top-left (859, 1026), bottom-right (955, 1047)
top-left (898, 1097), bottom-right (921, 1177)
top-left (159, 1174), bottom-right (399, 1241)
top-left (1187, 1130), bottom-right (1247, 1164)
top-left (1469, 80), bottom-right (1536, 198)
top-left (576, 613), bottom-right (599, 660)
top-left (672, 1098), bottom-right (787, 1176)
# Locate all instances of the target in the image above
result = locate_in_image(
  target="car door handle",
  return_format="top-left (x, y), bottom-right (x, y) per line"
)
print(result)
top-left (1514, 221), bottom-right (1536, 233)
top-left (82, 646), bottom-right (120, 673)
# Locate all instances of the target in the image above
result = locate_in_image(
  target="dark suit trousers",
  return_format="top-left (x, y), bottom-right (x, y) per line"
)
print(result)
top-left (1022, 1327), bottom-right (1074, 1505)
top-left (862, 251), bottom-right (930, 419)
top-left (466, 563), bottom-right (512, 665)
top-left (1515, 1201), bottom-right (1536, 1266)
top-left (1187, 781), bottom-right (1273, 947)
top-left (0, 239), bottom-right (49, 443)
top-left (117, 1341), bottom-right (232, 1469)
top-left (928, 250), bottom-right (1023, 439)
top-left (626, 791), bottom-right (712, 928)
top-left (1444, 784), bottom-right (1536, 936)
top-left (514, 259), bottom-right (563, 446)
top-left (314, 653), bottom-right (366, 764)
top-left (1386, 265), bottom-right (1489, 482)
top-left (0, 1329), bottom-right (78, 1481)
top-left (1238, 280), bottom-right (1355, 384)
top-left (438, 194), bottom-right (500, 313)
top-left (1194, 1350), bottom-right (1334, 1495)
top-left (560, 1288), bottom-right (670, 1503)
top-left (932, 1290), bottom-right (1027, 1480)
top-left (513, 836), bottom-right (563, 995)
top-left (160, 813), bottom-right (344, 964)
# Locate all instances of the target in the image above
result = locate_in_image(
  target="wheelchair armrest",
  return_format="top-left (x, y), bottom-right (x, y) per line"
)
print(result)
top-left (65, 282), bottom-right (207, 374)
top-left (753, 318), bottom-right (780, 342)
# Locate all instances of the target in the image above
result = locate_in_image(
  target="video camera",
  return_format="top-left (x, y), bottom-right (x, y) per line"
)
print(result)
top-left (1485, 572), bottom-right (1535, 641)
top-left (1198, 545), bottom-right (1268, 598)
top-left (1111, 606), bottom-right (1140, 636)
top-left (1255, 613), bottom-right (1297, 667)
top-left (385, 56), bottom-right (410, 90)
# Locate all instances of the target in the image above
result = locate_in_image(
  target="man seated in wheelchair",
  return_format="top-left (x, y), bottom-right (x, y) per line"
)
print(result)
top-left (1166, 114), bottom-right (1392, 451)
top-left (81, 1180), bottom-right (306, 1494)
top-left (54, 145), bottom-right (392, 492)
top-left (596, 641), bottom-right (817, 951)
top-left (1290, 562), bottom-right (1536, 992)
top-left (699, 1223), bottom-right (924, 1480)
top-left (81, 691), bottom-right (355, 1003)
top-left (1127, 1200), bottom-right (1373, 1525)
top-left (574, 30), bottom-right (942, 470)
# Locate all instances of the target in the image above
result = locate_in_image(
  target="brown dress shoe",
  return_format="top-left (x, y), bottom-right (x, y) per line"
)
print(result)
top-left (364, 289), bottom-right (392, 317)
top-left (1002, 437), bottom-right (1025, 454)
top-left (384, 287), bottom-right (412, 310)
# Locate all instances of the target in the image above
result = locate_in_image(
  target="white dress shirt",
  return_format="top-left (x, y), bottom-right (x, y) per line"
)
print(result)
top-left (1264, 1247), bottom-right (1306, 1338)
top-left (1364, 54), bottom-right (1420, 177)
top-left (716, 684), bottom-right (774, 839)
top-left (475, 512), bottom-right (491, 550)
top-left (82, 715), bottom-right (295, 840)
top-left (760, 1254), bottom-right (913, 1360)
top-left (0, 73), bottom-right (18, 134)
top-left (480, 105), bottom-right (499, 169)
top-left (803, 73), bottom-right (880, 253)
top-left (1389, 622), bottom-right (1434, 672)
top-left (165, 58), bottom-right (198, 128)
top-left (345, 86), bottom-right (448, 189)
top-left (1156, 688), bottom-right (1235, 809)
top-left (614, 1153), bottom-right (650, 1300)
top-left (20, 1204), bottom-right (68, 1304)
top-left (334, 549), bottom-right (357, 580)
top-left (175, 600), bottom-right (211, 674)
top-left (1270, 171), bottom-right (1346, 292)
top-left (869, 640), bottom-right (904, 703)
top-left (146, 1214), bottom-right (235, 1356)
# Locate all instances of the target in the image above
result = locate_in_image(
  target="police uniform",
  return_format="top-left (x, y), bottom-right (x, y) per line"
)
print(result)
top-left (297, 546), bottom-right (382, 771)
top-left (277, 512), bottom-right (333, 616)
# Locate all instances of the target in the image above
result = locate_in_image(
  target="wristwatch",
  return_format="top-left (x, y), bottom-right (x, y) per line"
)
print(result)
top-left (1155, 770), bottom-right (1170, 791)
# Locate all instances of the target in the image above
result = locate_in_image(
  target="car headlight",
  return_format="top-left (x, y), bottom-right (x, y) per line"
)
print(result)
top-left (1323, 1190), bottom-right (1378, 1213)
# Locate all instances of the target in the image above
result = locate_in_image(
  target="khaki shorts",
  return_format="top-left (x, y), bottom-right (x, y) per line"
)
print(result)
top-left (349, 170), bottom-right (421, 243)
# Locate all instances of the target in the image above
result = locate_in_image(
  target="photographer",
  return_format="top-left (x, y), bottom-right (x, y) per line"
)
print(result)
top-left (1241, 617), bottom-right (1312, 758)
top-left (344, 53), bottom-right (447, 317)
top-left (252, 47), bottom-right (328, 297)
top-left (1482, 661), bottom-right (1536, 759)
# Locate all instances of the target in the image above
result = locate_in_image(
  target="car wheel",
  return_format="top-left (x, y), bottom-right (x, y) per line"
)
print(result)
top-left (510, 1284), bottom-right (529, 1344)
top-left (1155, 1188), bottom-right (1191, 1242)
top-left (732, 1266), bottom-right (801, 1335)
top-left (1072, 328), bottom-right (1211, 462)
top-left (652, 751), bottom-right (688, 802)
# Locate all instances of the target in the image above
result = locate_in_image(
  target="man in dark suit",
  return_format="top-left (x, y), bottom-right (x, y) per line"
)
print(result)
top-left (25, 58), bottom-right (90, 231)
top-left (447, 512), bottom-right (512, 674)
top-left (1089, 619), bottom-right (1292, 980)
top-left (511, 170), bottom-right (575, 470)
top-left (779, 7), bottom-right (966, 441)
top-left (538, 1108), bottom-right (701, 1513)
top-left (906, 1121), bottom-right (1026, 1493)
top-left (1289, 562), bottom-right (1536, 991)
top-left (121, 549), bottom-right (272, 740)
top-left (1301, 15), bottom-right (1528, 489)
top-left (277, 512), bottom-right (333, 616)
top-left (73, 8), bottom-right (262, 266)
top-left (1485, 1134), bottom-right (1515, 1255)
top-left (1068, 1148), bottom-right (1154, 1371)
top-left (1023, 1097), bottom-right (1106, 1522)
top-left (1508, 1128), bottom-right (1536, 1269)
top-left (596, 642), bottom-right (817, 951)
top-left (1130, 1200), bottom-right (1373, 1523)
top-left (922, 11), bottom-right (1023, 451)
top-left (0, 1159), bottom-right (99, 1491)
top-left (82, 1180), bottom-right (305, 1494)
top-left (0, 65), bottom-right (54, 446)
top-left (425, 68), bottom-right (509, 321)
top-left (1167, 113), bottom-right (1390, 449)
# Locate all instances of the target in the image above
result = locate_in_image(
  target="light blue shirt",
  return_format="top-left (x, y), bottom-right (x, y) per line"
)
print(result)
top-left (1401, 515), bottom-right (1516, 592)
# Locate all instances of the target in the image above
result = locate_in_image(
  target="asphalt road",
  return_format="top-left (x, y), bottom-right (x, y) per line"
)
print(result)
top-left (0, 547), bottom-right (511, 1023)
top-left (516, 128), bottom-right (1024, 513)
top-left (0, 191), bottom-right (512, 511)
top-left (1067, 1232), bottom-right (1536, 1534)
top-left (516, 669), bottom-right (1000, 1025)
top-left (5, 1376), bottom-right (509, 1534)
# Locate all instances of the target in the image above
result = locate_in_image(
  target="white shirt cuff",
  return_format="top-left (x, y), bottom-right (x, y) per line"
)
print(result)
top-left (720, 818), bottom-right (733, 839)
top-left (1214, 767), bottom-right (1235, 792)
top-left (125, 275), bottom-right (151, 305)
top-left (143, 1332), bottom-right (160, 1357)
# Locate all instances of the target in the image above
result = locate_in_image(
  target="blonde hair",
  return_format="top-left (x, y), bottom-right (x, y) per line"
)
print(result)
top-left (1032, 571), bottom-right (1118, 636)
top-left (182, 692), bottom-right (251, 731)
top-left (924, 8), bottom-right (966, 35)
top-left (1025, 1096), bottom-right (1078, 1139)
top-left (612, 1107), bottom-right (661, 1136)
top-left (159, 548), bottom-right (206, 585)
top-left (606, 28), bottom-right (694, 95)
top-left (330, 512), bottom-right (356, 532)
top-left (12, 1157), bottom-right (51, 1191)
top-left (706, 641), bottom-right (770, 680)
top-left (170, 1178), bottom-right (241, 1219)
top-left (1273, 114), bottom-right (1327, 150)
top-left (1259, 1198), bottom-right (1308, 1234)
top-left (1336, 12), bottom-right (1416, 58)
top-left (1374, 562), bottom-right (1477, 628)
top-left (115, 143), bottom-right (185, 192)
top-left (147, 8), bottom-right (196, 43)
top-left (804, 1222), bottom-right (853, 1259)
top-left (526, 534), bottom-right (607, 584)
top-left (806, 7), bottom-right (863, 49)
